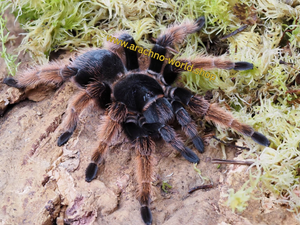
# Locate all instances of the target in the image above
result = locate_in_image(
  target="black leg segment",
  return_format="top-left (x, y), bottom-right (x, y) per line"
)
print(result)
top-left (251, 131), bottom-right (270, 147)
top-left (57, 127), bottom-right (76, 146)
top-left (158, 125), bottom-right (199, 163)
top-left (141, 206), bottom-right (152, 225)
top-left (117, 33), bottom-right (139, 71)
top-left (234, 62), bottom-right (254, 71)
top-left (162, 64), bottom-right (180, 85)
top-left (148, 44), bottom-right (167, 73)
top-left (85, 162), bottom-right (98, 182)
top-left (172, 100), bottom-right (204, 153)
top-left (3, 77), bottom-right (22, 88)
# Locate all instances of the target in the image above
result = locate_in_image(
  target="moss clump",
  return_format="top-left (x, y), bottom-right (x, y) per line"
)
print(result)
top-left (0, 1), bottom-right (20, 76)
top-left (227, 185), bottom-right (252, 212)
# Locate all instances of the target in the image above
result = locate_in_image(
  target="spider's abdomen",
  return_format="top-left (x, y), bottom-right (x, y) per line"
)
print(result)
top-left (113, 74), bottom-right (164, 112)
top-left (71, 49), bottom-right (125, 87)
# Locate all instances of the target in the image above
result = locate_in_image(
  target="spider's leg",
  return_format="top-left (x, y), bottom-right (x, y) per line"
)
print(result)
top-left (57, 90), bottom-right (93, 146)
top-left (136, 138), bottom-right (154, 225)
top-left (143, 121), bottom-right (200, 164)
top-left (200, 99), bottom-right (270, 146)
top-left (162, 57), bottom-right (253, 85)
top-left (141, 97), bottom-right (199, 163)
top-left (104, 32), bottom-right (139, 71)
top-left (157, 16), bottom-right (205, 47)
top-left (71, 49), bottom-right (125, 88)
top-left (172, 100), bottom-right (204, 153)
top-left (148, 17), bottom-right (205, 74)
top-left (85, 102), bottom-right (127, 182)
top-left (177, 57), bottom-right (253, 71)
top-left (158, 124), bottom-right (200, 163)
top-left (123, 117), bottom-right (154, 225)
top-left (169, 87), bottom-right (270, 147)
top-left (57, 80), bottom-right (111, 146)
top-left (3, 60), bottom-right (75, 89)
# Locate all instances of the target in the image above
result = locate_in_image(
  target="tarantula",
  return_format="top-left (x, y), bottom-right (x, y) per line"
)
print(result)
top-left (4, 17), bottom-right (270, 224)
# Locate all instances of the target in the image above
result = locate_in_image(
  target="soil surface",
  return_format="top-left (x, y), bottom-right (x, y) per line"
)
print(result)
top-left (0, 12), bottom-right (299, 225)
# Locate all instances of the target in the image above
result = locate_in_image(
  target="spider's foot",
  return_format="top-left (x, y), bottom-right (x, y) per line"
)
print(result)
top-left (85, 162), bottom-right (98, 182)
top-left (251, 131), bottom-right (270, 147)
top-left (141, 206), bottom-right (152, 225)
top-left (57, 131), bottom-right (74, 146)
top-left (181, 147), bottom-right (200, 163)
top-left (234, 62), bottom-right (254, 71)
top-left (194, 16), bottom-right (205, 31)
top-left (3, 77), bottom-right (21, 88)
top-left (192, 136), bottom-right (204, 153)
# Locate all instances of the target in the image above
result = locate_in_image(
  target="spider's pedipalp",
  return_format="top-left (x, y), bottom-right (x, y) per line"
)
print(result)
top-left (86, 142), bottom-right (107, 182)
top-left (57, 90), bottom-right (94, 146)
top-left (172, 100), bottom-right (204, 153)
top-left (140, 119), bottom-right (200, 163)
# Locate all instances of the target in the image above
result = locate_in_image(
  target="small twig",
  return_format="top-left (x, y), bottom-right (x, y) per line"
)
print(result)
top-left (286, 90), bottom-right (300, 95)
top-left (279, 60), bottom-right (294, 66)
top-left (220, 25), bottom-right (248, 40)
top-left (188, 184), bottom-right (214, 194)
top-left (279, 17), bottom-right (299, 44)
top-left (213, 136), bottom-right (250, 151)
top-left (211, 159), bottom-right (254, 165)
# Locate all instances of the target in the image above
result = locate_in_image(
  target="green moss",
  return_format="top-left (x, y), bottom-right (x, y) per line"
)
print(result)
top-left (227, 184), bottom-right (251, 212)
top-left (176, 0), bottom-right (232, 33)
top-left (162, 181), bottom-right (172, 193)
top-left (0, 1), bottom-right (20, 76)
top-left (193, 163), bottom-right (210, 182)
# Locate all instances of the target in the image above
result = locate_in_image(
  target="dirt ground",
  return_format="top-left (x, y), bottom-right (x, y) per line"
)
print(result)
top-left (0, 12), bottom-right (299, 225)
